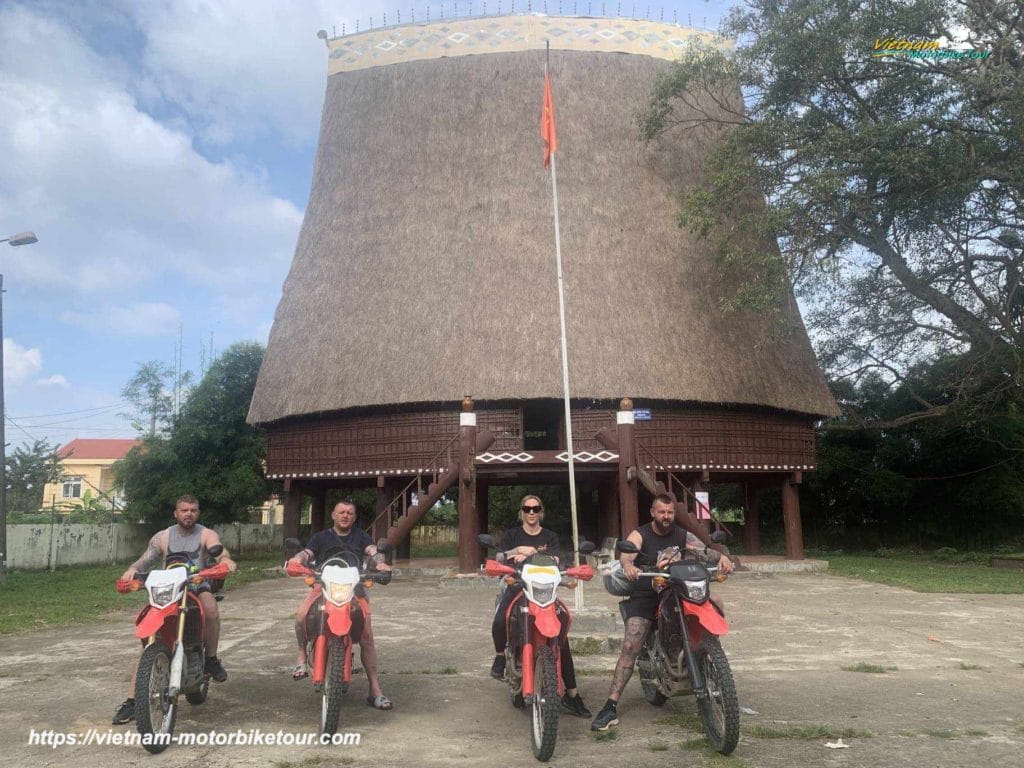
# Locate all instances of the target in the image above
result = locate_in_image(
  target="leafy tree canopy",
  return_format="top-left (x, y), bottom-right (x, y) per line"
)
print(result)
top-left (639, 0), bottom-right (1024, 423)
top-left (121, 360), bottom-right (193, 437)
top-left (116, 342), bottom-right (272, 525)
top-left (5, 439), bottom-right (63, 513)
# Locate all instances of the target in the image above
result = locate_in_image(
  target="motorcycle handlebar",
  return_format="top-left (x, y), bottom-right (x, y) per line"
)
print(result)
top-left (115, 578), bottom-right (143, 593)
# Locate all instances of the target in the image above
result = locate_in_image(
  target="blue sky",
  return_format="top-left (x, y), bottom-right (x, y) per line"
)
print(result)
top-left (0, 0), bottom-right (733, 449)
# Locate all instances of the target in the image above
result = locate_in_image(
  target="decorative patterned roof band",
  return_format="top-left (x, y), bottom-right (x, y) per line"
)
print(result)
top-left (326, 15), bottom-right (728, 74)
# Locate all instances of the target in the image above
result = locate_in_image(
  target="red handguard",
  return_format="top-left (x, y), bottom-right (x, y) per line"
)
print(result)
top-left (115, 578), bottom-right (141, 593)
top-left (566, 564), bottom-right (595, 581)
top-left (485, 559), bottom-right (515, 578)
top-left (286, 559), bottom-right (313, 578)
top-left (195, 561), bottom-right (230, 581)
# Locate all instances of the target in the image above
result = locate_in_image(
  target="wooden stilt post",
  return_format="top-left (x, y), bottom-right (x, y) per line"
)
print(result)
top-left (283, 479), bottom-right (302, 542)
top-left (476, 479), bottom-right (490, 544)
top-left (597, 476), bottom-right (620, 541)
top-left (617, 398), bottom-right (639, 537)
top-left (457, 397), bottom-right (480, 573)
top-left (782, 472), bottom-right (804, 560)
top-left (310, 485), bottom-right (326, 534)
top-left (742, 481), bottom-right (761, 555)
top-left (374, 475), bottom-right (392, 545)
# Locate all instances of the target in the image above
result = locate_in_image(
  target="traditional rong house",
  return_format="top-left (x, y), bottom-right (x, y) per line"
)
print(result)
top-left (247, 14), bottom-right (839, 571)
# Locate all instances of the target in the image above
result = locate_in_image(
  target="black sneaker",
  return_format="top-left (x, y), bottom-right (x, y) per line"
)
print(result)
top-left (590, 701), bottom-right (619, 731)
top-left (561, 692), bottom-right (592, 718)
top-left (490, 654), bottom-right (506, 680)
top-left (205, 656), bottom-right (228, 683)
top-left (112, 698), bottom-right (135, 725)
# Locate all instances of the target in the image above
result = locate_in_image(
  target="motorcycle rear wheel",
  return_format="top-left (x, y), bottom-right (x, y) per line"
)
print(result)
top-left (320, 636), bottom-right (348, 736)
top-left (695, 636), bottom-right (740, 755)
top-left (638, 633), bottom-right (668, 706)
top-left (134, 641), bottom-right (177, 754)
top-left (184, 677), bottom-right (209, 705)
top-left (530, 645), bottom-right (560, 762)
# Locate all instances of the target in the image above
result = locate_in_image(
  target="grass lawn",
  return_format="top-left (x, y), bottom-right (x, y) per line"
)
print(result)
top-left (819, 553), bottom-right (1024, 594)
top-left (0, 551), bottom-right (285, 636)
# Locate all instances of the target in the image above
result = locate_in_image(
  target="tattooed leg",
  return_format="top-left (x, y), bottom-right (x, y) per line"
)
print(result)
top-left (607, 617), bottom-right (651, 701)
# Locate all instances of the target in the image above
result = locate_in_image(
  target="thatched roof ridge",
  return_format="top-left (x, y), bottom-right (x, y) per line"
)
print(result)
top-left (249, 48), bottom-right (838, 425)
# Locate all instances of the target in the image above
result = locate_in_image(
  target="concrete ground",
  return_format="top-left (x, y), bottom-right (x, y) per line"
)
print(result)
top-left (1, 569), bottom-right (1022, 768)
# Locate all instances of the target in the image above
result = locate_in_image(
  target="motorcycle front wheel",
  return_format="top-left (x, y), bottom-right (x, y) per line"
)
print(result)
top-left (695, 636), bottom-right (740, 755)
top-left (320, 636), bottom-right (349, 736)
top-left (134, 641), bottom-right (177, 754)
top-left (530, 644), bottom-right (560, 762)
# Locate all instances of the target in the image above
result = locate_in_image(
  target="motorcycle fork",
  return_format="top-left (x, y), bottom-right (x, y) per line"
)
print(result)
top-left (520, 605), bottom-right (535, 700)
top-left (312, 600), bottom-right (328, 687)
top-left (675, 596), bottom-right (707, 699)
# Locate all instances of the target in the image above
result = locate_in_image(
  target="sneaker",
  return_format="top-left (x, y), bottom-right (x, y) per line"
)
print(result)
top-left (590, 701), bottom-right (619, 731)
top-left (205, 656), bottom-right (228, 683)
top-left (561, 692), bottom-right (592, 718)
top-left (112, 698), bottom-right (135, 725)
top-left (490, 654), bottom-right (506, 680)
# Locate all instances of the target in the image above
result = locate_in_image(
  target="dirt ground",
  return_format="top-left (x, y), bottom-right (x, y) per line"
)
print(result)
top-left (1, 569), bottom-right (1022, 768)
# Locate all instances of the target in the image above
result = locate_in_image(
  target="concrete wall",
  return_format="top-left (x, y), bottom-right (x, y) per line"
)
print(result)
top-left (7, 523), bottom-right (284, 571)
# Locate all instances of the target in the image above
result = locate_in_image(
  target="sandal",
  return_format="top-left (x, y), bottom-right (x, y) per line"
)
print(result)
top-left (291, 663), bottom-right (309, 680)
top-left (366, 694), bottom-right (393, 710)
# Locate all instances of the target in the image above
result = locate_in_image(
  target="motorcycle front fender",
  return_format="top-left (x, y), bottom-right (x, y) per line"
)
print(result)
top-left (683, 598), bottom-right (729, 637)
top-left (135, 602), bottom-right (178, 639)
top-left (326, 601), bottom-right (352, 637)
top-left (168, 640), bottom-right (186, 696)
top-left (528, 602), bottom-right (561, 639)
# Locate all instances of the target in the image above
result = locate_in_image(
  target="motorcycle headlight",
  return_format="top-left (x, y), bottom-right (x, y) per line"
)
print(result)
top-left (327, 582), bottom-right (355, 605)
top-left (684, 579), bottom-right (708, 602)
top-left (150, 584), bottom-right (177, 607)
top-left (531, 584), bottom-right (555, 606)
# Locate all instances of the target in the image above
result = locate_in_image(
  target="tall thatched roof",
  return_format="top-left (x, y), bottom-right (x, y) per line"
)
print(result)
top-left (248, 17), bottom-right (839, 425)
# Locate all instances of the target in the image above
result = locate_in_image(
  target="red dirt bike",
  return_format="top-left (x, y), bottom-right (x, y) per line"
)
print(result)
top-left (478, 534), bottom-right (596, 762)
top-left (285, 540), bottom-right (392, 736)
top-left (615, 539), bottom-right (740, 754)
top-left (115, 545), bottom-right (230, 754)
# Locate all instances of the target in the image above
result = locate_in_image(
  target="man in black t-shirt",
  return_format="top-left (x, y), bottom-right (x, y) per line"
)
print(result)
top-left (287, 499), bottom-right (394, 710)
top-left (489, 494), bottom-right (591, 718)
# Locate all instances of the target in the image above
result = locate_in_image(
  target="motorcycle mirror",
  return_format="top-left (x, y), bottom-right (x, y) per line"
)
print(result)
top-left (375, 540), bottom-right (393, 554)
top-left (578, 540), bottom-right (596, 555)
top-left (477, 533), bottom-right (497, 548)
top-left (710, 530), bottom-right (729, 544)
top-left (284, 537), bottom-right (304, 548)
top-left (207, 544), bottom-right (224, 558)
top-left (615, 540), bottom-right (639, 555)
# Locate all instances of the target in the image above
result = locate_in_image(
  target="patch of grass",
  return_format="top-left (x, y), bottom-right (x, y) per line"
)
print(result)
top-left (958, 662), bottom-right (984, 670)
top-left (657, 712), bottom-right (704, 731)
top-left (272, 755), bottom-right (347, 768)
top-left (964, 728), bottom-right (989, 737)
top-left (920, 728), bottom-right (961, 739)
top-left (1015, 723), bottom-right (1024, 735)
top-left (574, 667), bottom-right (615, 676)
top-left (592, 729), bottom-right (619, 742)
top-left (648, 740), bottom-right (670, 751)
top-left (408, 543), bottom-right (457, 559)
top-left (841, 662), bottom-right (897, 673)
top-left (0, 550), bottom-right (283, 635)
top-left (744, 724), bottom-right (873, 740)
top-left (437, 666), bottom-right (458, 675)
top-left (569, 636), bottom-right (605, 655)
top-left (818, 552), bottom-right (1024, 593)
top-left (679, 740), bottom-right (752, 767)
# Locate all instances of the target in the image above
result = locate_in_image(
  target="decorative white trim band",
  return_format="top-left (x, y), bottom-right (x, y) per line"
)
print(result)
top-left (476, 452), bottom-right (535, 463)
top-left (459, 412), bottom-right (477, 427)
top-left (555, 450), bottom-right (619, 463)
top-left (616, 411), bottom-right (635, 425)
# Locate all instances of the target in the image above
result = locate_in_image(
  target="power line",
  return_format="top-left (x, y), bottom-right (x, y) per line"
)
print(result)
top-left (9, 402), bottom-right (128, 420)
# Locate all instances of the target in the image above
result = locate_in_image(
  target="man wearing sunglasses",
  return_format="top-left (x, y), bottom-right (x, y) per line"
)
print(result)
top-left (488, 494), bottom-right (591, 718)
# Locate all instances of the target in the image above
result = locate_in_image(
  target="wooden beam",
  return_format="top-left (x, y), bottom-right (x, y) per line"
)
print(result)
top-left (782, 474), bottom-right (804, 560)
top-left (742, 481), bottom-right (761, 555)
top-left (283, 485), bottom-right (302, 542)
top-left (616, 399), bottom-right (639, 536)
top-left (457, 399), bottom-right (481, 573)
top-left (310, 485), bottom-right (326, 534)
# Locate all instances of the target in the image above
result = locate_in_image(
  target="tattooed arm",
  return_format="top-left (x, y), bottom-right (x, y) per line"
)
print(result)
top-left (121, 531), bottom-right (167, 581)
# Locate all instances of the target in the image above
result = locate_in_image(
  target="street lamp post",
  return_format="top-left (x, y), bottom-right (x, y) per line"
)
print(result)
top-left (0, 231), bottom-right (39, 582)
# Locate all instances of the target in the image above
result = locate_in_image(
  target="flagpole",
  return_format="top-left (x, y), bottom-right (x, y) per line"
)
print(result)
top-left (545, 42), bottom-right (583, 611)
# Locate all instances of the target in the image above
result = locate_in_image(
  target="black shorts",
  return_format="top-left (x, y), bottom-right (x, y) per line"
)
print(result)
top-left (619, 591), bottom-right (660, 623)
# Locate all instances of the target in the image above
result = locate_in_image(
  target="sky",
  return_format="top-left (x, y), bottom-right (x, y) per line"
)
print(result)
top-left (0, 0), bottom-right (733, 450)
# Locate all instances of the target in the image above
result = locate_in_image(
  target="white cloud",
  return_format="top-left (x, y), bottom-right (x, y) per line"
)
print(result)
top-left (3, 338), bottom-right (43, 386)
top-left (0, 4), bottom-right (303, 296)
top-left (128, 0), bottom-right (343, 146)
top-left (37, 374), bottom-right (70, 388)
top-left (61, 302), bottom-right (182, 337)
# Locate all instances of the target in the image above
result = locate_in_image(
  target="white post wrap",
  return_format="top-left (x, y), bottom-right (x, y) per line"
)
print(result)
top-left (459, 412), bottom-right (477, 427)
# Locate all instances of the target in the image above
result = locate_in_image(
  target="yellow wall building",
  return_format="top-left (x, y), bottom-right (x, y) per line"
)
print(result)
top-left (41, 438), bottom-right (140, 512)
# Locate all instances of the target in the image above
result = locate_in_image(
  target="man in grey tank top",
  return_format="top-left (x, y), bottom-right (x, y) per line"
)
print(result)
top-left (112, 495), bottom-right (237, 724)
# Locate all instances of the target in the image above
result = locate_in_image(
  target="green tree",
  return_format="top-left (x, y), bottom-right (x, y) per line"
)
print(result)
top-left (121, 360), bottom-right (193, 437)
top-left (5, 439), bottom-right (63, 513)
top-left (639, 0), bottom-right (1024, 422)
top-left (116, 342), bottom-right (273, 525)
